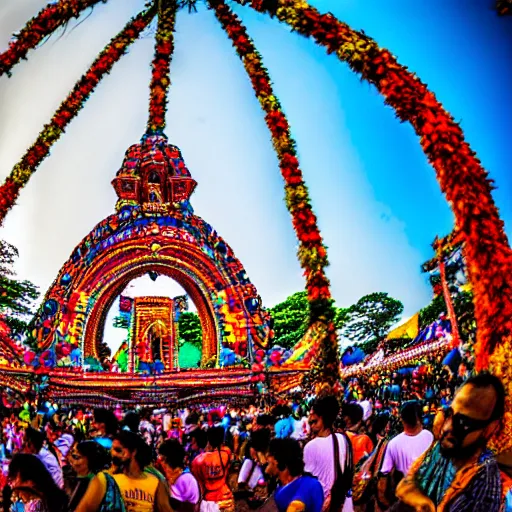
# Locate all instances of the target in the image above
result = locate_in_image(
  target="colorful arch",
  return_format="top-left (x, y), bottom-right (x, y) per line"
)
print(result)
top-left (0, 0), bottom-right (510, 440)
top-left (28, 204), bottom-right (272, 368)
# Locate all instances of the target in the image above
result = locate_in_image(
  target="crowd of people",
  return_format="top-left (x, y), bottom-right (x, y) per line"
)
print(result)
top-left (0, 367), bottom-right (510, 512)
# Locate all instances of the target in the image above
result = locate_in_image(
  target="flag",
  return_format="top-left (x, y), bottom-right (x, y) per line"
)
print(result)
top-left (386, 313), bottom-right (419, 340)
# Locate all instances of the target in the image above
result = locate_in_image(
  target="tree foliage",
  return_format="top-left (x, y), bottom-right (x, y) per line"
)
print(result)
top-left (0, 240), bottom-right (39, 338)
top-left (419, 294), bottom-right (445, 328)
top-left (178, 311), bottom-right (202, 347)
top-left (269, 291), bottom-right (349, 350)
top-left (342, 292), bottom-right (404, 350)
top-left (269, 291), bottom-right (309, 350)
top-left (334, 307), bottom-right (350, 330)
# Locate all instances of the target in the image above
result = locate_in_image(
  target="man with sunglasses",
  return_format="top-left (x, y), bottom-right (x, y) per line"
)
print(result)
top-left (395, 372), bottom-right (504, 512)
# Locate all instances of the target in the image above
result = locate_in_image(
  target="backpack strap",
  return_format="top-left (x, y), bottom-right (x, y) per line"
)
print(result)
top-left (332, 432), bottom-right (342, 482)
top-left (340, 432), bottom-right (354, 492)
top-left (329, 432), bottom-right (354, 511)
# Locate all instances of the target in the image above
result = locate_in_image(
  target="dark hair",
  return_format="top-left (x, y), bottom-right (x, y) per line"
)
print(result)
top-left (342, 403), bottom-right (363, 426)
top-left (463, 372), bottom-right (506, 421)
top-left (123, 412), bottom-right (140, 434)
top-left (371, 413), bottom-right (390, 437)
top-left (311, 395), bottom-right (340, 428)
top-left (256, 414), bottom-right (276, 428)
top-left (114, 431), bottom-right (152, 469)
top-left (210, 411), bottom-right (222, 424)
top-left (186, 412), bottom-right (200, 426)
top-left (272, 405), bottom-right (292, 418)
top-left (207, 426), bottom-right (225, 449)
top-left (400, 401), bottom-right (422, 428)
top-left (25, 427), bottom-right (45, 452)
top-left (8, 454), bottom-right (68, 511)
top-left (190, 428), bottom-right (208, 450)
top-left (268, 438), bottom-right (304, 477)
top-left (93, 408), bottom-right (119, 436)
top-left (76, 441), bottom-right (111, 473)
top-left (159, 439), bottom-right (186, 469)
top-left (250, 428), bottom-right (271, 454)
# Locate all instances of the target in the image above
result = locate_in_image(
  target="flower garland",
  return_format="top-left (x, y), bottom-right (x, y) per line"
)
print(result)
top-left (210, 0), bottom-right (339, 388)
top-left (147, 0), bottom-right (178, 134)
top-left (0, 0), bottom-right (107, 78)
top-left (236, 0), bottom-right (512, 438)
top-left (0, 6), bottom-right (157, 226)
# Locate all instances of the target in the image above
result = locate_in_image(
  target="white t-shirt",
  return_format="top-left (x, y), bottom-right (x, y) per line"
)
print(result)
top-left (304, 434), bottom-right (353, 512)
top-left (238, 459), bottom-right (264, 490)
top-left (171, 471), bottom-right (201, 504)
top-left (380, 429), bottom-right (434, 476)
top-left (37, 447), bottom-right (64, 488)
top-left (291, 418), bottom-right (309, 440)
top-left (357, 400), bottom-right (373, 422)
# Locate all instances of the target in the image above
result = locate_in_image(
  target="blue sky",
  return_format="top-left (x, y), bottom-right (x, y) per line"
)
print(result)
top-left (0, 0), bottom-right (511, 350)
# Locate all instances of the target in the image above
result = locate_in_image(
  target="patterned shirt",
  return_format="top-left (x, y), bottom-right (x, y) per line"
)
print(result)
top-left (414, 442), bottom-right (502, 512)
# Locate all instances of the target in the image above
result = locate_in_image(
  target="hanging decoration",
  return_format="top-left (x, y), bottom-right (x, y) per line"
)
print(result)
top-left (147, 0), bottom-right (178, 134)
top-left (236, 0), bottom-right (512, 412)
top-left (0, 0), bottom-right (510, 433)
top-left (210, 0), bottom-right (339, 388)
top-left (0, 0), bottom-right (107, 78)
top-left (0, 5), bottom-right (157, 225)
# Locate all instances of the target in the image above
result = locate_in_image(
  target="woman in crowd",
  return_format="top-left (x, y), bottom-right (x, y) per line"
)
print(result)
top-left (191, 426), bottom-right (234, 512)
top-left (6, 453), bottom-right (68, 512)
top-left (75, 430), bottom-right (170, 512)
top-left (67, 441), bottom-right (111, 511)
top-left (236, 428), bottom-right (271, 509)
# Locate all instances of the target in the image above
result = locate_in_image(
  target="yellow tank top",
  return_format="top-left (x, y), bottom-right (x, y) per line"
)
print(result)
top-left (113, 473), bottom-right (159, 512)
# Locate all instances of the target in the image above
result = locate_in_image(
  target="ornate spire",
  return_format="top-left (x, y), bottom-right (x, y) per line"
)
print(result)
top-left (112, 133), bottom-right (197, 213)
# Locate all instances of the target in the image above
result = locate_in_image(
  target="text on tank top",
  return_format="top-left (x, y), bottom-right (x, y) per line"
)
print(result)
top-left (113, 473), bottom-right (159, 512)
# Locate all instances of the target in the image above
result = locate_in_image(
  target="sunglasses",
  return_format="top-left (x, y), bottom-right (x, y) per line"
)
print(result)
top-left (442, 406), bottom-right (494, 436)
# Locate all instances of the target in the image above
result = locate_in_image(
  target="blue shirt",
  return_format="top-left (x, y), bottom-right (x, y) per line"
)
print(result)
top-left (274, 475), bottom-right (324, 512)
top-left (94, 437), bottom-right (113, 450)
top-left (275, 417), bottom-right (294, 439)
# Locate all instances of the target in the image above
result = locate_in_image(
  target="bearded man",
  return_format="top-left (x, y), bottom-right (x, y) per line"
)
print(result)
top-left (395, 372), bottom-right (504, 512)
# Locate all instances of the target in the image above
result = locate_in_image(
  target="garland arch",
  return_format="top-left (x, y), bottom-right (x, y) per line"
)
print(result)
top-left (0, 0), bottom-right (511, 445)
top-left (28, 201), bottom-right (273, 368)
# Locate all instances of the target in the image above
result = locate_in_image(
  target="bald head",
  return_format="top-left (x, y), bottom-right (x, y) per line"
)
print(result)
top-left (454, 383), bottom-right (498, 421)
top-left (459, 372), bottom-right (505, 422)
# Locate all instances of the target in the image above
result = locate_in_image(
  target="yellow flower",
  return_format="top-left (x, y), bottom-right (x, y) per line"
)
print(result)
top-left (337, 42), bottom-right (355, 57)
top-left (11, 165), bottom-right (32, 185)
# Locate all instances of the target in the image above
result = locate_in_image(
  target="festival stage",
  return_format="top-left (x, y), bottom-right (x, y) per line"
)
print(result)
top-left (0, 365), bottom-right (307, 407)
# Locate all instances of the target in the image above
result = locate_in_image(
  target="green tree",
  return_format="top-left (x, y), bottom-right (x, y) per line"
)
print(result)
top-left (178, 311), bottom-right (202, 347)
top-left (269, 291), bottom-right (309, 350)
top-left (334, 307), bottom-right (350, 330)
top-left (0, 240), bottom-right (39, 338)
top-left (343, 292), bottom-right (404, 353)
top-left (419, 294), bottom-right (446, 328)
top-left (269, 291), bottom-right (349, 350)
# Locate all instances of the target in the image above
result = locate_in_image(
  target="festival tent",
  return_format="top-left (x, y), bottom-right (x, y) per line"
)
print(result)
top-left (341, 346), bottom-right (366, 366)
